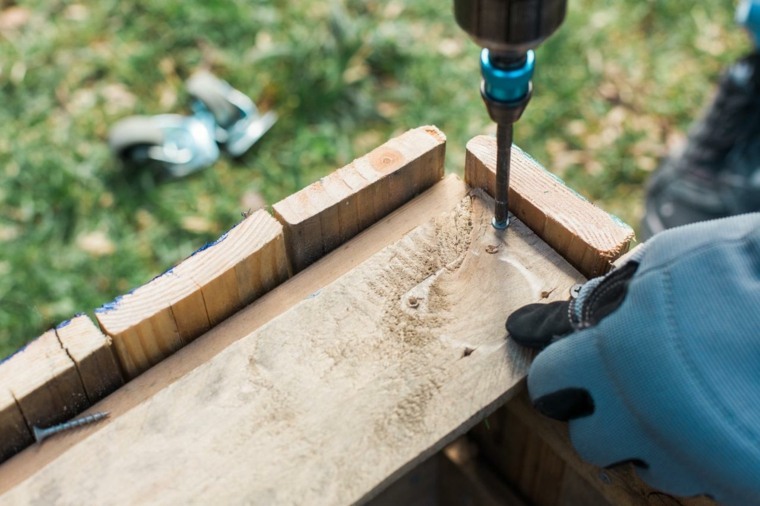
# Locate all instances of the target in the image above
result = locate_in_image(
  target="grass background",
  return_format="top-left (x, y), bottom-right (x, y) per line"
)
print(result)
top-left (0, 0), bottom-right (746, 358)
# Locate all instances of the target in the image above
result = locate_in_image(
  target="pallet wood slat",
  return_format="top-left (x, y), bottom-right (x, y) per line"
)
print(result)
top-left (464, 136), bottom-right (634, 277)
top-left (0, 129), bottom-right (642, 502)
top-left (55, 315), bottom-right (124, 404)
top-left (95, 209), bottom-right (290, 379)
top-left (0, 390), bottom-right (29, 464)
top-left (0, 175), bottom-right (471, 492)
top-left (273, 125), bottom-right (446, 272)
top-left (0, 184), bottom-right (584, 505)
top-left (0, 330), bottom-right (89, 462)
top-left (473, 391), bottom-right (715, 506)
top-left (0, 315), bottom-right (123, 464)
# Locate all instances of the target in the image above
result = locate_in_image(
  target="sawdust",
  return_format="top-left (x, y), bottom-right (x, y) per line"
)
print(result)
top-left (369, 196), bottom-right (476, 445)
top-left (385, 376), bottom-right (442, 438)
top-left (370, 195), bottom-right (474, 353)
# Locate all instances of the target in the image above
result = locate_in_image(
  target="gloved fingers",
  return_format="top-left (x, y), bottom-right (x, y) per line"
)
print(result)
top-left (527, 326), bottom-right (601, 421)
top-left (506, 300), bottom-right (572, 349)
top-left (569, 406), bottom-right (708, 499)
top-left (528, 329), bottom-right (710, 499)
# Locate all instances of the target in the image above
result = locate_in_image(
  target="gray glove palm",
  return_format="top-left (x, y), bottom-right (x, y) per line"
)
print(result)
top-left (507, 214), bottom-right (760, 506)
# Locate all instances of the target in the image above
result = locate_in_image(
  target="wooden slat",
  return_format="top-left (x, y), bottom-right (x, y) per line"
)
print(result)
top-left (473, 391), bottom-right (716, 506)
top-left (464, 136), bottom-right (634, 277)
top-left (367, 438), bottom-right (529, 506)
top-left (0, 330), bottom-right (89, 463)
top-left (0, 175), bottom-right (470, 492)
top-left (367, 453), bottom-right (439, 506)
top-left (0, 315), bottom-right (122, 463)
top-left (55, 315), bottom-right (124, 403)
top-left (0, 185), bottom-right (584, 504)
top-left (95, 209), bottom-right (290, 378)
top-left (273, 125), bottom-right (446, 272)
top-left (0, 389), bottom-right (29, 464)
top-left (439, 438), bottom-right (529, 506)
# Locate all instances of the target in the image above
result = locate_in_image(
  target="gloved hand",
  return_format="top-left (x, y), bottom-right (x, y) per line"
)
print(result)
top-left (506, 213), bottom-right (760, 506)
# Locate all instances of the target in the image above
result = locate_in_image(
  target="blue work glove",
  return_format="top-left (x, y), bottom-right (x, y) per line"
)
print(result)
top-left (507, 213), bottom-right (760, 506)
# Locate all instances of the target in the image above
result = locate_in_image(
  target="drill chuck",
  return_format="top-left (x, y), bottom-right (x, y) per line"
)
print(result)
top-left (480, 49), bottom-right (534, 124)
top-left (454, 0), bottom-right (567, 54)
top-left (481, 49), bottom-right (534, 102)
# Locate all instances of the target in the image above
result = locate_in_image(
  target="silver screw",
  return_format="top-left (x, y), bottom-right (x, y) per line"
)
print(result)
top-left (32, 412), bottom-right (110, 443)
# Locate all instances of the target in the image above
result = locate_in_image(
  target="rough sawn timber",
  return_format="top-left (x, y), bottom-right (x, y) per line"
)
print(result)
top-left (1, 183), bottom-right (584, 505)
top-left (274, 125), bottom-right (446, 273)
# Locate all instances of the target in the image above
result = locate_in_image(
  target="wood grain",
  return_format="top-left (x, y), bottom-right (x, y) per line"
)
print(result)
top-left (464, 136), bottom-right (634, 278)
top-left (273, 126), bottom-right (446, 272)
top-left (0, 175), bottom-right (469, 491)
top-left (1, 187), bottom-right (583, 505)
top-left (95, 209), bottom-right (290, 379)
top-left (473, 390), bottom-right (716, 506)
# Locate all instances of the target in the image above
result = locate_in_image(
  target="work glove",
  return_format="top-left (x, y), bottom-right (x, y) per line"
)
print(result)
top-left (506, 213), bottom-right (760, 506)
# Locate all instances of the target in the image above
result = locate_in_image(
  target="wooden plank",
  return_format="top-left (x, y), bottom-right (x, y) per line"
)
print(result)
top-left (440, 438), bottom-right (528, 506)
top-left (367, 452), bottom-right (439, 506)
top-left (0, 175), bottom-right (469, 492)
top-left (0, 389), bottom-right (30, 464)
top-left (367, 437), bottom-right (529, 506)
top-left (55, 315), bottom-right (124, 403)
top-left (0, 316), bottom-right (121, 463)
top-left (0, 185), bottom-right (583, 505)
top-left (95, 209), bottom-right (290, 379)
top-left (0, 330), bottom-right (89, 464)
top-left (464, 136), bottom-right (634, 278)
top-left (473, 390), bottom-right (716, 506)
top-left (273, 125), bottom-right (446, 272)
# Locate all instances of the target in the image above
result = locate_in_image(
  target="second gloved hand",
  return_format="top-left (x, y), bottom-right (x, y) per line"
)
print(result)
top-left (507, 214), bottom-right (760, 506)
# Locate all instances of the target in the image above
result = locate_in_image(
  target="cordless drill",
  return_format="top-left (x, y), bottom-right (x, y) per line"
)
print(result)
top-left (453, 0), bottom-right (567, 229)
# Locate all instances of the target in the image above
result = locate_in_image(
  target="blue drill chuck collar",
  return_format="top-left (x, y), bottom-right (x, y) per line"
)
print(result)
top-left (480, 49), bottom-right (534, 124)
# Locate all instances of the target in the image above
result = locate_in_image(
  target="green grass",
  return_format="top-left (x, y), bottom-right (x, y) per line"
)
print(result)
top-left (0, 0), bottom-right (745, 358)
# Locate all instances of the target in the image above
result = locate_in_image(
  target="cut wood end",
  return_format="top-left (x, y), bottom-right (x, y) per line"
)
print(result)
top-left (273, 126), bottom-right (447, 227)
top-left (465, 135), bottom-right (634, 259)
top-left (55, 314), bottom-right (108, 360)
top-left (419, 125), bottom-right (447, 143)
top-left (182, 209), bottom-right (283, 268)
top-left (94, 271), bottom-right (189, 335)
top-left (3, 329), bottom-right (83, 405)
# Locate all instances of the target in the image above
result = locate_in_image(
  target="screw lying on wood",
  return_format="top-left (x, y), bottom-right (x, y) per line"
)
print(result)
top-left (33, 412), bottom-right (110, 443)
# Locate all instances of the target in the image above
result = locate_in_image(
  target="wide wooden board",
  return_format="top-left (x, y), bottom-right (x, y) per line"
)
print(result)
top-left (1, 184), bottom-right (583, 505)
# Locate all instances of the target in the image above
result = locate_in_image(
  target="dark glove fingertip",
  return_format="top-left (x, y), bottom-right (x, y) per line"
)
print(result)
top-left (533, 388), bottom-right (595, 421)
top-left (506, 300), bottom-right (573, 349)
top-left (506, 303), bottom-right (550, 348)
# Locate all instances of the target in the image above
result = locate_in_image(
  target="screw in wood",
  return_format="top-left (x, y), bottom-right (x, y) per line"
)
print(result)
top-left (32, 411), bottom-right (110, 443)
